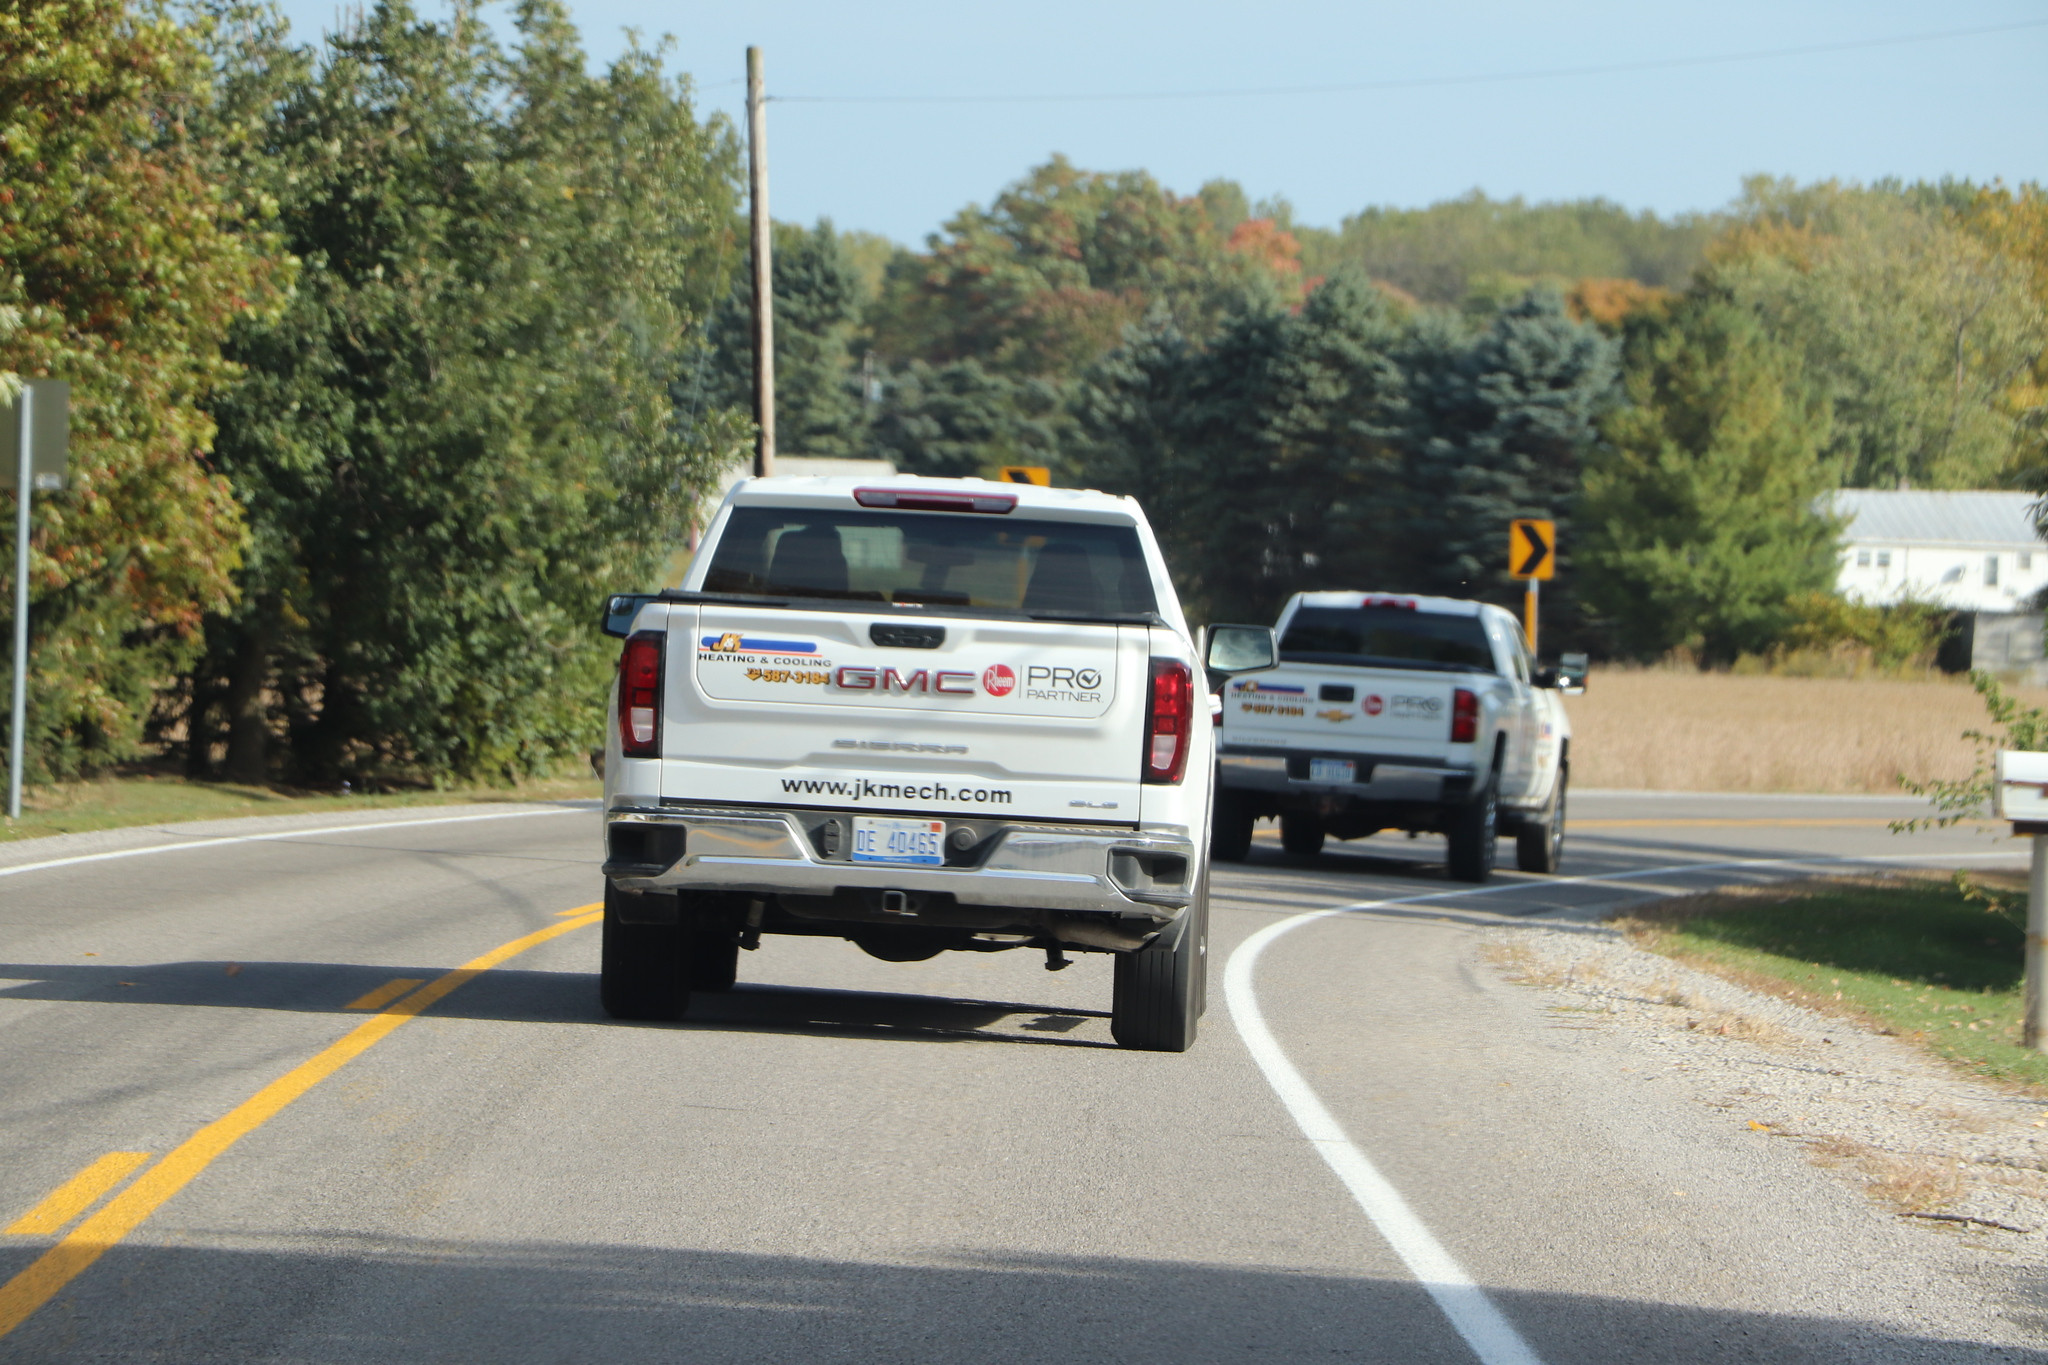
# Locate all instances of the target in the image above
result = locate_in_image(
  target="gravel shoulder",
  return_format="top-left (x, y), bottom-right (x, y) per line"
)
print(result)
top-left (1481, 914), bottom-right (2048, 1329)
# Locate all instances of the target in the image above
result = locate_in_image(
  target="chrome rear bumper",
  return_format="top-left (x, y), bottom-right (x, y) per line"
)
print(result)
top-left (602, 804), bottom-right (1193, 924)
top-left (1217, 751), bottom-right (1462, 803)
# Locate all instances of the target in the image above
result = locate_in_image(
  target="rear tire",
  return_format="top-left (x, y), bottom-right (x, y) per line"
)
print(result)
top-left (1280, 812), bottom-right (1325, 858)
top-left (1112, 872), bottom-right (1206, 1053)
top-left (1514, 761), bottom-right (1567, 875)
top-left (1445, 772), bottom-right (1499, 884)
top-left (1210, 789), bottom-right (1254, 862)
top-left (689, 931), bottom-right (740, 992)
top-left (599, 883), bottom-right (690, 1020)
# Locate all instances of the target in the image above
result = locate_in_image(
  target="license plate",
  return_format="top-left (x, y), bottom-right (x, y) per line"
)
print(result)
top-left (851, 816), bottom-right (945, 865)
top-left (1309, 758), bottom-right (1356, 784)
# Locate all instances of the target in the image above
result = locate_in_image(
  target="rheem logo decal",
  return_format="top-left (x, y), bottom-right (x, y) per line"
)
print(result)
top-left (1362, 694), bottom-right (1384, 716)
top-left (982, 664), bottom-right (1016, 697)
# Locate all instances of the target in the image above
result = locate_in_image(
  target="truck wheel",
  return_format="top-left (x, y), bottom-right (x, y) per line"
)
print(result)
top-left (599, 883), bottom-right (690, 1020)
top-left (1211, 789), bottom-right (1254, 862)
top-left (1280, 812), bottom-right (1325, 858)
top-left (1445, 773), bottom-right (1498, 884)
top-left (1515, 761), bottom-right (1567, 875)
top-left (689, 931), bottom-right (741, 992)
top-left (1111, 879), bottom-right (1205, 1052)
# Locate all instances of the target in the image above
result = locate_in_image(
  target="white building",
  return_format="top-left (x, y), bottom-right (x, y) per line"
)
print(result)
top-left (1831, 489), bottom-right (2046, 611)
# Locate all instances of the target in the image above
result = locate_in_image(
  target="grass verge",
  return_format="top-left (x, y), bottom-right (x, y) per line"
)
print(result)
top-left (0, 770), bottom-right (600, 845)
top-left (1614, 873), bottom-right (2042, 1090)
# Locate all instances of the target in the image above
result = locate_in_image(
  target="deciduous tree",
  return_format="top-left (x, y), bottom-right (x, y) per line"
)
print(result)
top-left (0, 0), bottom-right (287, 778)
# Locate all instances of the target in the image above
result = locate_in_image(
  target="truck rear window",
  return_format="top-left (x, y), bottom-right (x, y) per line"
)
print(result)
top-left (700, 508), bottom-right (1158, 619)
top-left (1280, 606), bottom-right (1498, 674)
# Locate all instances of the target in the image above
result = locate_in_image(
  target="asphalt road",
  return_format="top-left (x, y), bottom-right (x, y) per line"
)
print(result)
top-left (0, 792), bottom-right (2036, 1362)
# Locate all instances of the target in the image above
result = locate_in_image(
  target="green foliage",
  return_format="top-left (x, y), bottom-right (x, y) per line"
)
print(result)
top-left (869, 359), bottom-right (1065, 479)
top-left (1776, 593), bottom-right (1950, 672)
top-left (189, 0), bottom-right (745, 783)
top-left (0, 0), bottom-right (290, 780)
top-left (1578, 293), bottom-right (1841, 663)
top-left (1897, 671), bottom-right (2048, 830)
top-left (1310, 190), bottom-right (1719, 306)
top-left (1630, 879), bottom-right (2043, 1088)
top-left (1711, 177), bottom-right (2045, 490)
top-left (692, 219), bottom-right (869, 459)
top-left (1072, 276), bottom-right (1616, 626)
top-left (1388, 291), bottom-right (1618, 624)
top-left (1103, 274), bottom-right (1412, 622)
top-left (868, 156), bottom-right (1303, 384)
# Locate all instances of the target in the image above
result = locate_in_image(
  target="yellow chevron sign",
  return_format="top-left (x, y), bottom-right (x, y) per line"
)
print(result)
top-left (1509, 519), bottom-right (1555, 581)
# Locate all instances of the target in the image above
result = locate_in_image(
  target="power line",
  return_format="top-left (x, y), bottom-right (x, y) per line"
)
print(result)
top-left (768, 18), bottom-right (2048, 106)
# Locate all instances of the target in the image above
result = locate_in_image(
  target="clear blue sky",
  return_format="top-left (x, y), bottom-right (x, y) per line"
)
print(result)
top-left (270, 0), bottom-right (2048, 245)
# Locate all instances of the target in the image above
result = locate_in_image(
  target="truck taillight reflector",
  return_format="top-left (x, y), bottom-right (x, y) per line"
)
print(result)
top-left (619, 631), bottom-right (664, 757)
top-left (1143, 659), bottom-right (1193, 784)
top-left (1450, 688), bottom-right (1478, 744)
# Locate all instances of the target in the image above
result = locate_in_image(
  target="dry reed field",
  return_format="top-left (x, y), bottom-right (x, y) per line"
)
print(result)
top-left (1568, 670), bottom-right (2048, 793)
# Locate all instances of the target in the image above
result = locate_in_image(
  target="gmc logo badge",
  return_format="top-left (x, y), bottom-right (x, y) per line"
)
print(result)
top-left (834, 667), bottom-right (976, 695)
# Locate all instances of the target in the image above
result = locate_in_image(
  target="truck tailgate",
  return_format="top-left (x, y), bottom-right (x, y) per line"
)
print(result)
top-left (1224, 666), bottom-right (1458, 754)
top-left (660, 604), bottom-right (1148, 822)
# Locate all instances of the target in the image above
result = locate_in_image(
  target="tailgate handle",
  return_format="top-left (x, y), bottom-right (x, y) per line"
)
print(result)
top-left (869, 623), bottom-right (946, 649)
top-left (1319, 684), bottom-right (1355, 702)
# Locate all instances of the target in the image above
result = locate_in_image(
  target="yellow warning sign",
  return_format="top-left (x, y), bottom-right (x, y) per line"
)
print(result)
top-left (1509, 519), bottom-right (1555, 581)
top-left (998, 466), bottom-right (1051, 486)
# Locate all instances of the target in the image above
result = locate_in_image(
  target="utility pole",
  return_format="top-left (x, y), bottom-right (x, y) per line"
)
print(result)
top-left (746, 45), bottom-right (776, 478)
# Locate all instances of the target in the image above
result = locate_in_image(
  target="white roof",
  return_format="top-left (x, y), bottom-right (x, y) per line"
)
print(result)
top-left (1291, 591), bottom-right (1486, 617)
top-left (1829, 490), bottom-right (2044, 548)
top-left (723, 473), bottom-right (1139, 521)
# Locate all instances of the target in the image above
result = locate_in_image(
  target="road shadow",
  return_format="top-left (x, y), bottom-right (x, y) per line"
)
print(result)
top-left (0, 958), bottom-right (1112, 1048)
top-left (0, 1234), bottom-right (2037, 1363)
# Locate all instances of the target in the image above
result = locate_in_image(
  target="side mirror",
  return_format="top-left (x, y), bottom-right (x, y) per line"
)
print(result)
top-left (603, 593), bottom-right (656, 639)
top-left (1204, 624), bottom-right (1278, 674)
top-left (1553, 652), bottom-right (1588, 695)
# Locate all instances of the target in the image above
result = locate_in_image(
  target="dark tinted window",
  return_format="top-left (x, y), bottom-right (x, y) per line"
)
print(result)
top-left (701, 508), bottom-right (1157, 618)
top-left (1280, 606), bottom-right (1498, 674)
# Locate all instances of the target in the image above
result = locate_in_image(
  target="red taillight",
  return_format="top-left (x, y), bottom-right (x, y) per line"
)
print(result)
top-left (853, 487), bottom-right (1017, 514)
top-left (1143, 659), bottom-right (1193, 784)
top-left (1450, 688), bottom-right (1478, 744)
top-left (618, 631), bottom-right (664, 757)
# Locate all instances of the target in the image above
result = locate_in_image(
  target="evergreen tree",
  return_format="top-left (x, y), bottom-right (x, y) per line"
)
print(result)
top-left (867, 359), bottom-right (1063, 479)
top-left (691, 219), bottom-right (869, 459)
top-left (1072, 274), bottom-right (1407, 622)
top-left (1392, 291), bottom-right (1618, 625)
top-left (1579, 293), bottom-right (1840, 663)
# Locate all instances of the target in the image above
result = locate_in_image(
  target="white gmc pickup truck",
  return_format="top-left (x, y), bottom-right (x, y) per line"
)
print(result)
top-left (598, 475), bottom-right (1267, 1051)
top-left (1209, 591), bottom-right (1579, 882)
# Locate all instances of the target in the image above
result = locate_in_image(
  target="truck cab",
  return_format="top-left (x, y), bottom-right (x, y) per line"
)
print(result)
top-left (1209, 591), bottom-right (1575, 882)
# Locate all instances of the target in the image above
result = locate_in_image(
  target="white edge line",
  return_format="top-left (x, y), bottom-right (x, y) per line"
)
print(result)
top-left (0, 805), bottom-right (588, 882)
top-left (1222, 847), bottom-right (2026, 1365)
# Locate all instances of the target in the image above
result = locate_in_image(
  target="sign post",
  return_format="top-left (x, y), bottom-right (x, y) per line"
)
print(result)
top-left (3, 379), bottom-right (69, 820)
top-left (1507, 518), bottom-right (1555, 652)
top-left (1996, 751), bottom-right (2048, 1051)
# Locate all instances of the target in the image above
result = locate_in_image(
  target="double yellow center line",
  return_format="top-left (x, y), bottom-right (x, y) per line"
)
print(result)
top-left (0, 904), bottom-right (603, 1341)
